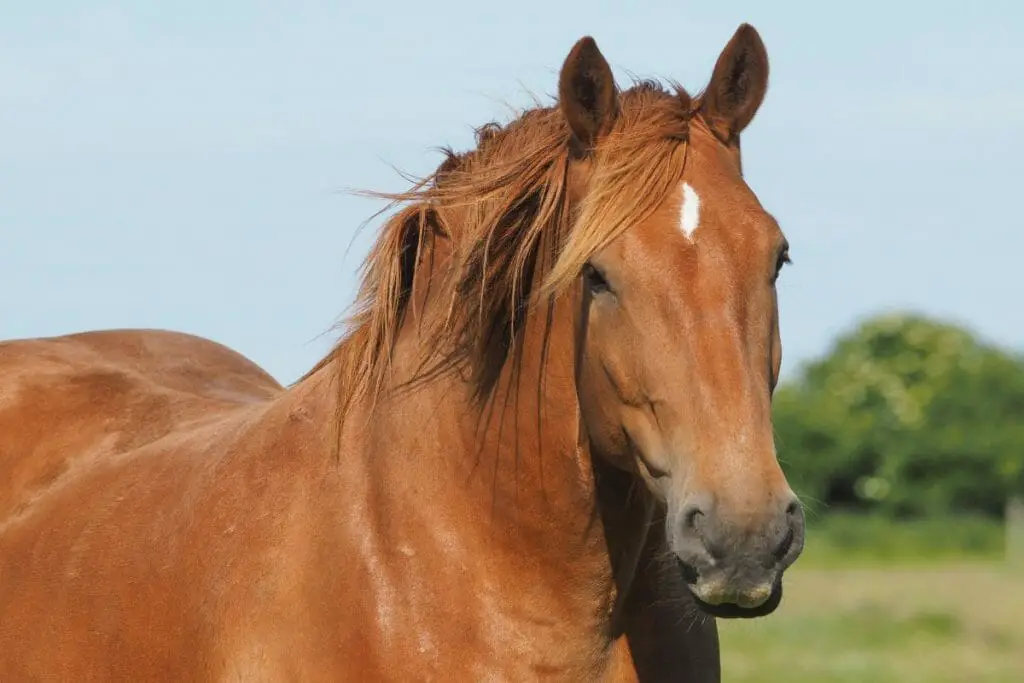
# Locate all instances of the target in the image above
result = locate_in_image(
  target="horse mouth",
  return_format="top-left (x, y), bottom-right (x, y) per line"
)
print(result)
top-left (689, 582), bottom-right (783, 619)
top-left (676, 558), bottom-right (785, 619)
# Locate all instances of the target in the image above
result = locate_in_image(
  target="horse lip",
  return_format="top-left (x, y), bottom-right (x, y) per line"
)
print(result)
top-left (674, 556), bottom-right (784, 618)
top-left (689, 578), bottom-right (784, 619)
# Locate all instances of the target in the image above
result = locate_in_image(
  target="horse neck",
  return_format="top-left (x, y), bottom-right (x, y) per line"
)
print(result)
top-left (347, 265), bottom-right (657, 629)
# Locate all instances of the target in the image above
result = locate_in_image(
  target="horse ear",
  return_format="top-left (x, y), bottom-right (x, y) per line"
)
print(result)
top-left (559, 36), bottom-right (618, 152)
top-left (699, 24), bottom-right (769, 142)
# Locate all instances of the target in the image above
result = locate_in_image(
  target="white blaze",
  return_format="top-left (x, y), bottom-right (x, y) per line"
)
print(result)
top-left (679, 181), bottom-right (701, 238)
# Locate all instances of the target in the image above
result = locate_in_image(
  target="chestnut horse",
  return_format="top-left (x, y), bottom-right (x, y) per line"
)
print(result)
top-left (0, 24), bottom-right (803, 681)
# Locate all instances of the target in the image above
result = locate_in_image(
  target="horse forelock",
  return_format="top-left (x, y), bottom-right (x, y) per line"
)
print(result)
top-left (307, 80), bottom-right (699, 423)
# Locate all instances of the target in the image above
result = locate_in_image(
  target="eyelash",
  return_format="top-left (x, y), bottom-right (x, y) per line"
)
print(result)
top-left (774, 249), bottom-right (791, 281)
top-left (583, 263), bottom-right (611, 295)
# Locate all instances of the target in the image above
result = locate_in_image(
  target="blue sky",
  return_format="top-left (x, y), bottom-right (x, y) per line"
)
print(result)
top-left (2, 1), bottom-right (1021, 383)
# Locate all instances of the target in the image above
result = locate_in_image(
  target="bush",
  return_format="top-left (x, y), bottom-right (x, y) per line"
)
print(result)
top-left (775, 312), bottom-right (1024, 518)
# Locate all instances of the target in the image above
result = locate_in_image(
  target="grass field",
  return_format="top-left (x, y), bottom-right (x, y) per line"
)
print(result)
top-left (717, 515), bottom-right (1024, 683)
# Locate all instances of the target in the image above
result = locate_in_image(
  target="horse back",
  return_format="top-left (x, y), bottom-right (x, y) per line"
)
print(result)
top-left (0, 328), bottom-right (282, 518)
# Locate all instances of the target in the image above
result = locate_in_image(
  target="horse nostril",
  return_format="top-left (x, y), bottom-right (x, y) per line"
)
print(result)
top-left (682, 503), bottom-right (706, 534)
top-left (673, 493), bottom-right (735, 570)
top-left (772, 526), bottom-right (795, 562)
top-left (679, 500), bottom-right (724, 561)
top-left (773, 498), bottom-right (804, 563)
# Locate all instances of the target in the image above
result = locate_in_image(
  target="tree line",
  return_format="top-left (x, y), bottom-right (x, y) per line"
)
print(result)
top-left (774, 312), bottom-right (1024, 519)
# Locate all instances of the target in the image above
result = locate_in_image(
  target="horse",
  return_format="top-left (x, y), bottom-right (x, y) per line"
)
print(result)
top-left (0, 24), bottom-right (803, 681)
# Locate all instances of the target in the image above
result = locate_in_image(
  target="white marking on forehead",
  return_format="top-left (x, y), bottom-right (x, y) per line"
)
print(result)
top-left (678, 181), bottom-right (701, 239)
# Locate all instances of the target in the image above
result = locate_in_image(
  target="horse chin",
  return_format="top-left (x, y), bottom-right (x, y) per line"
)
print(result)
top-left (689, 581), bottom-right (783, 619)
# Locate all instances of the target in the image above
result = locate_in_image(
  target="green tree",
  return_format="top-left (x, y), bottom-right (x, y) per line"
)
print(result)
top-left (775, 312), bottom-right (1024, 518)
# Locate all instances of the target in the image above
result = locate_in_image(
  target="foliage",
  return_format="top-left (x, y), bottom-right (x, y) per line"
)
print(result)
top-left (774, 312), bottom-right (1024, 517)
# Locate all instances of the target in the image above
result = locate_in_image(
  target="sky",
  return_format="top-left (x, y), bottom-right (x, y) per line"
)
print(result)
top-left (2, 1), bottom-right (1021, 384)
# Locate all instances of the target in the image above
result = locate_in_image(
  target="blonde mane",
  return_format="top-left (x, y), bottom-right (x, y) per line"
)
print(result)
top-left (304, 80), bottom-right (699, 418)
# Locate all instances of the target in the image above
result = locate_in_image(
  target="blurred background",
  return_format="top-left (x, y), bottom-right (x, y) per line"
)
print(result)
top-left (2, 2), bottom-right (1021, 681)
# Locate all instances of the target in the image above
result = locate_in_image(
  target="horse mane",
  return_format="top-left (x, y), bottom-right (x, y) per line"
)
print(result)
top-left (302, 80), bottom-right (699, 422)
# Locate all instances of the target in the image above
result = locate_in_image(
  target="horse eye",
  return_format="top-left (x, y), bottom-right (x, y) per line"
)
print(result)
top-left (583, 263), bottom-right (612, 296)
top-left (773, 248), bottom-right (791, 282)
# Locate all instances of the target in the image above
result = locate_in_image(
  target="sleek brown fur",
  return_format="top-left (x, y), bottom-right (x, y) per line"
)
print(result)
top-left (0, 25), bottom-right (800, 681)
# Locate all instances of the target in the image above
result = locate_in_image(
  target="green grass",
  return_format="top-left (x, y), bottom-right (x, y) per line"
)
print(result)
top-left (797, 512), bottom-right (1005, 566)
top-left (716, 516), bottom-right (1023, 682)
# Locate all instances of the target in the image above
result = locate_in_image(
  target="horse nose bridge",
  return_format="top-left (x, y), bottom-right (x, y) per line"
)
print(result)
top-left (687, 323), bottom-right (768, 420)
top-left (684, 328), bottom-right (781, 489)
top-left (675, 424), bottom-right (792, 525)
top-left (712, 445), bottom-right (790, 510)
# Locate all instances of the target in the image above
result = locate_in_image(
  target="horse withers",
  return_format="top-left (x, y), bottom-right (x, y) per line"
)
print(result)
top-left (0, 23), bottom-right (802, 682)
